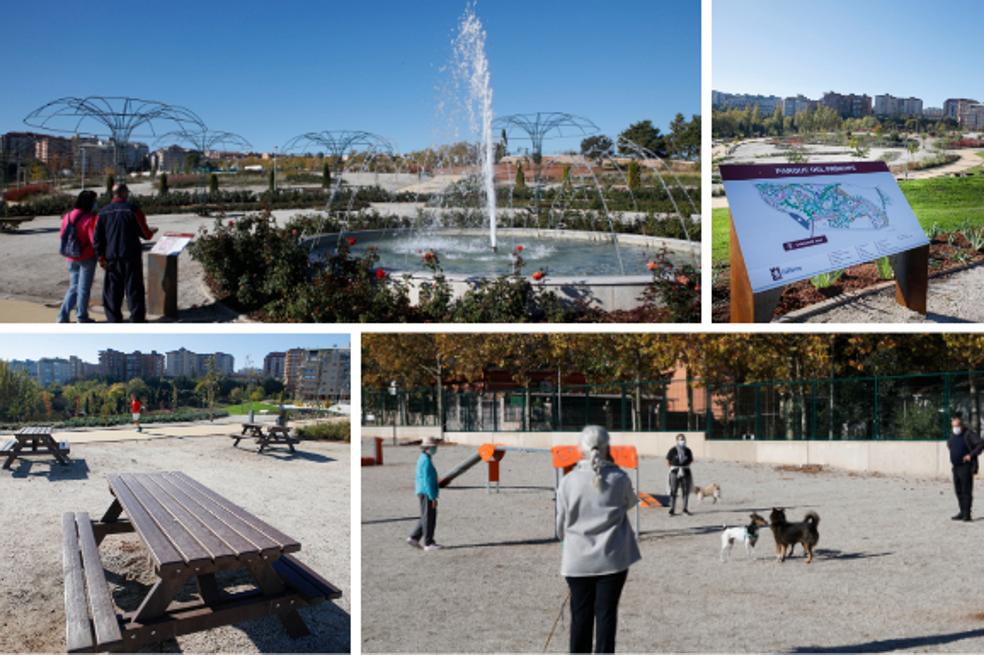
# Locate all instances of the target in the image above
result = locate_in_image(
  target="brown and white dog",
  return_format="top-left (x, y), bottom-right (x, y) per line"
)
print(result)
top-left (693, 482), bottom-right (721, 504)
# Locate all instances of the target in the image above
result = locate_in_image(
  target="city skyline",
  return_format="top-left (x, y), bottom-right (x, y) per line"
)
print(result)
top-left (714, 0), bottom-right (984, 108)
top-left (0, 334), bottom-right (349, 371)
top-left (1, 0), bottom-right (699, 154)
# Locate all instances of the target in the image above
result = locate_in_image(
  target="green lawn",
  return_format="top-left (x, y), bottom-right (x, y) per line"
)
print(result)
top-left (712, 176), bottom-right (984, 266)
top-left (222, 402), bottom-right (281, 415)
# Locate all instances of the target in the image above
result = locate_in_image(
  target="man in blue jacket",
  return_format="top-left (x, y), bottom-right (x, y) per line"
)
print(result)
top-left (93, 183), bottom-right (158, 322)
top-left (408, 436), bottom-right (443, 551)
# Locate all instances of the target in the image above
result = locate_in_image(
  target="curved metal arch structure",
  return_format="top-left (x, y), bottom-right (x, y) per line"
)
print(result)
top-left (155, 128), bottom-right (252, 155)
top-left (24, 96), bottom-right (205, 176)
top-left (493, 112), bottom-right (599, 162)
top-left (282, 130), bottom-right (395, 164)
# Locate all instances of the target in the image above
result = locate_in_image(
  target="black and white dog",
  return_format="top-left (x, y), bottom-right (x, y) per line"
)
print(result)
top-left (720, 513), bottom-right (770, 561)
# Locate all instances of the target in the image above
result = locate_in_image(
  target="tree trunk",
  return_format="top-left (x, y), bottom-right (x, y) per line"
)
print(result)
top-left (436, 357), bottom-right (444, 439)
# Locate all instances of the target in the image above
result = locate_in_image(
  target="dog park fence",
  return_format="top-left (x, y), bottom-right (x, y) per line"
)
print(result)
top-left (362, 369), bottom-right (984, 442)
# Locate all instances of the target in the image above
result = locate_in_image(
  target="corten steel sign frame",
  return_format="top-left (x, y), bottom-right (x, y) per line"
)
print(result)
top-left (24, 96), bottom-right (205, 176)
top-left (721, 161), bottom-right (929, 323)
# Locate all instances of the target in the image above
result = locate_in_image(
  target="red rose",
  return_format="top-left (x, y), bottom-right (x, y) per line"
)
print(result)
top-left (676, 275), bottom-right (690, 285)
top-left (646, 260), bottom-right (658, 271)
top-left (695, 284), bottom-right (701, 292)
top-left (347, 237), bottom-right (357, 246)
top-left (423, 251), bottom-right (434, 261)
top-left (375, 268), bottom-right (386, 280)
top-left (532, 270), bottom-right (545, 281)
top-left (516, 245), bottom-right (524, 252)
top-left (228, 219), bottom-right (235, 227)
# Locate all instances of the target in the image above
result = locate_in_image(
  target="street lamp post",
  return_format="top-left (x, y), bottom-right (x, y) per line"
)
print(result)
top-left (389, 380), bottom-right (399, 445)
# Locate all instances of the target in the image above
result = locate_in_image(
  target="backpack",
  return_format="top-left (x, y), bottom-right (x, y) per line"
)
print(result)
top-left (59, 211), bottom-right (83, 258)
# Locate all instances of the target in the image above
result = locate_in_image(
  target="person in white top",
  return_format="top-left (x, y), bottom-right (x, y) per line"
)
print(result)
top-left (556, 426), bottom-right (641, 653)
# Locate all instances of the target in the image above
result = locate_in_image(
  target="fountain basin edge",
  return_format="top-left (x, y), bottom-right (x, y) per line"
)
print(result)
top-left (303, 227), bottom-right (700, 312)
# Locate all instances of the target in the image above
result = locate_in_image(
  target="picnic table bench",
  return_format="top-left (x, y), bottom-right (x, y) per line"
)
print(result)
top-left (62, 471), bottom-right (341, 652)
top-left (2, 426), bottom-right (70, 469)
top-left (0, 215), bottom-right (35, 232)
top-left (232, 424), bottom-right (300, 453)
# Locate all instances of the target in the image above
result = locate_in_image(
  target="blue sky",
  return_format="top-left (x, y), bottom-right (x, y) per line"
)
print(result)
top-left (714, 0), bottom-right (983, 107)
top-left (2, 0), bottom-right (699, 153)
top-left (0, 334), bottom-right (348, 369)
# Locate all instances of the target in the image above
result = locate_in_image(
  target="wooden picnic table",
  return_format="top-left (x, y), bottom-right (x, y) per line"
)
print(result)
top-left (1, 426), bottom-right (70, 469)
top-left (62, 471), bottom-right (341, 652)
top-left (232, 424), bottom-right (299, 453)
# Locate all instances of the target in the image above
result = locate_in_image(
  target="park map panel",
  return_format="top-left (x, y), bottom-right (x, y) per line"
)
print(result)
top-left (720, 162), bottom-right (929, 293)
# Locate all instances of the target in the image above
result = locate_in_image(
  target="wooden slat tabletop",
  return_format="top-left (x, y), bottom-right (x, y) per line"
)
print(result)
top-left (107, 472), bottom-right (300, 576)
top-left (15, 426), bottom-right (53, 436)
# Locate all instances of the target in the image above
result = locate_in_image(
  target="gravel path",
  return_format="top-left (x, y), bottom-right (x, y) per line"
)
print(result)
top-left (363, 443), bottom-right (984, 653)
top-left (794, 263), bottom-right (984, 323)
top-left (0, 435), bottom-right (350, 653)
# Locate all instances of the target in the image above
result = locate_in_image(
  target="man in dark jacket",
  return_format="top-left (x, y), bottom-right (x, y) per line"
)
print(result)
top-left (666, 433), bottom-right (694, 516)
top-left (947, 413), bottom-right (984, 522)
top-left (93, 184), bottom-right (157, 322)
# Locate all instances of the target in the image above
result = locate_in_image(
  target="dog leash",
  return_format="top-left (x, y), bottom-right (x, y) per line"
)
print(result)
top-left (543, 589), bottom-right (571, 652)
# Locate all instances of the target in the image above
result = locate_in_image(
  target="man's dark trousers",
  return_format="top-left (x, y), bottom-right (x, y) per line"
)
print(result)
top-left (953, 461), bottom-right (974, 519)
top-left (409, 494), bottom-right (437, 545)
top-left (103, 257), bottom-right (146, 322)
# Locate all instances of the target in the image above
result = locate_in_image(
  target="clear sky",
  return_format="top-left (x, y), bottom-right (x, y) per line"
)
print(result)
top-left (0, 334), bottom-right (349, 369)
top-left (2, 0), bottom-right (700, 154)
top-left (714, 0), bottom-right (983, 107)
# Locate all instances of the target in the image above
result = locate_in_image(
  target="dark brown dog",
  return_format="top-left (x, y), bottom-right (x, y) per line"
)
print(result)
top-left (769, 507), bottom-right (820, 564)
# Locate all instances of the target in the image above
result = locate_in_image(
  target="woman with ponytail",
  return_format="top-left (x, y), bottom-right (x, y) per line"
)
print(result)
top-left (555, 425), bottom-right (641, 653)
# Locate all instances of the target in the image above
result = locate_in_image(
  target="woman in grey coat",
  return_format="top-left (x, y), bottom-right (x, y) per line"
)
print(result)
top-left (556, 426), bottom-right (641, 653)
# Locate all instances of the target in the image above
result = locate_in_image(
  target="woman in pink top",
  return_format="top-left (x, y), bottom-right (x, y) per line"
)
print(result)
top-left (57, 190), bottom-right (99, 323)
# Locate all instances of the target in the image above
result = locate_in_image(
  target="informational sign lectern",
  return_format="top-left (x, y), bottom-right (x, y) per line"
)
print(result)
top-left (146, 232), bottom-right (194, 318)
top-left (720, 161), bottom-right (930, 323)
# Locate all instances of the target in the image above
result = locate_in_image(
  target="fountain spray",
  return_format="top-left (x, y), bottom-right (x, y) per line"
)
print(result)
top-left (453, 3), bottom-right (497, 251)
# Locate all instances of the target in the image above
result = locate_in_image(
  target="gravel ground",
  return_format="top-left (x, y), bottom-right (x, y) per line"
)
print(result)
top-left (363, 443), bottom-right (984, 653)
top-left (0, 434), bottom-right (350, 653)
top-left (795, 263), bottom-right (984, 323)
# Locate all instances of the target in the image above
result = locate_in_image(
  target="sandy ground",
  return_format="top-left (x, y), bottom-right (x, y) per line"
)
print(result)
top-left (792, 262), bottom-right (984, 323)
top-left (363, 442), bottom-right (984, 653)
top-left (0, 431), bottom-right (350, 653)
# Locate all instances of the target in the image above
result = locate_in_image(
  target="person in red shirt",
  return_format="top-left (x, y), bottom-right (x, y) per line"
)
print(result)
top-left (57, 190), bottom-right (99, 323)
top-left (131, 394), bottom-right (142, 433)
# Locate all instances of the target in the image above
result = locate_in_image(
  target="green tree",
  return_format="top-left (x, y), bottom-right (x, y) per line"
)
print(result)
top-left (158, 172), bottom-right (169, 195)
top-left (105, 173), bottom-right (115, 197)
top-left (208, 173), bottom-right (219, 195)
top-left (626, 160), bottom-right (641, 191)
top-left (322, 161), bottom-right (331, 188)
top-left (268, 168), bottom-right (276, 192)
top-left (580, 135), bottom-right (614, 160)
top-left (514, 161), bottom-right (525, 190)
top-left (618, 120), bottom-right (667, 158)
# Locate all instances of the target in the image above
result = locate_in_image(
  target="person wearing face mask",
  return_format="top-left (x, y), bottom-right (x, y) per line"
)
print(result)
top-left (556, 425), bottom-right (641, 654)
top-left (408, 436), bottom-right (443, 550)
top-left (947, 413), bottom-right (983, 522)
top-left (666, 434), bottom-right (694, 516)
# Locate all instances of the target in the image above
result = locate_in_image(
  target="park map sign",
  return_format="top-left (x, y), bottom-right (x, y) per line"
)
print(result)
top-left (720, 161), bottom-right (929, 294)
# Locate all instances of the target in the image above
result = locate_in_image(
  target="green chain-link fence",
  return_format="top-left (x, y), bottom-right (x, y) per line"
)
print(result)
top-left (363, 369), bottom-right (984, 440)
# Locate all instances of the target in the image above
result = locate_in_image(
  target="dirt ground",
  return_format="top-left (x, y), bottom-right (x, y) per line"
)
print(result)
top-left (0, 432), bottom-right (350, 653)
top-left (363, 443), bottom-right (984, 653)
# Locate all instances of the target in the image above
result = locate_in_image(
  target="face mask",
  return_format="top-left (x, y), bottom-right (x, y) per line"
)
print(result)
top-left (953, 427), bottom-right (962, 436)
top-left (677, 440), bottom-right (686, 447)
top-left (429, 447), bottom-right (438, 455)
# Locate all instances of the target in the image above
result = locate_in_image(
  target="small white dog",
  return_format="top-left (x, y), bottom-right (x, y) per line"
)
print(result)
top-left (720, 513), bottom-right (770, 561)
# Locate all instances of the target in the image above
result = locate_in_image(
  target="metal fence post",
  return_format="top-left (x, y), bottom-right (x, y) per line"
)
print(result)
top-left (873, 377), bottom-right (880, 440)
top-left (944, 372), bottom-right (952, 439)
top-left (810, 381), bottom-right (818, 440)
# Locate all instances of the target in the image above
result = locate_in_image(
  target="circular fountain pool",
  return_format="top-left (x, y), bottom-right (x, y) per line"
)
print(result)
top-left (309, 228), bottom-right (696, 277)
top-left (305, 228), bottom-right (699, 312)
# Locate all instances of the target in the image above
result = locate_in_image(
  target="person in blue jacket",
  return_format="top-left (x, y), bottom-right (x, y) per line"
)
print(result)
top-left (408, 436), bottom-right (443, 551)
